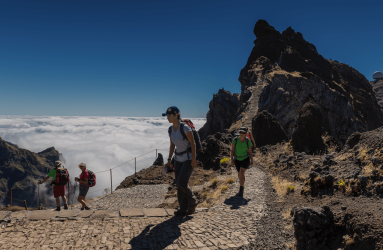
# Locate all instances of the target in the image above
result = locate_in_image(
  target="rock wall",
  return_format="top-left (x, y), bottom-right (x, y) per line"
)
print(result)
top-left (198, 89), bottom-right (240, 141)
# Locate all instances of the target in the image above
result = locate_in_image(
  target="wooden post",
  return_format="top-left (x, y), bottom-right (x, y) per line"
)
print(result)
top-left (10, 188), bottom-right (12, 206)
top-left (110, 169), bottom-right (113, 194)
top-left (24, 200), bottom-right (27, 210)
top-left (135, 158), bottom-right (136, 177)
top-left (67, 181), bottom-right (70, 206)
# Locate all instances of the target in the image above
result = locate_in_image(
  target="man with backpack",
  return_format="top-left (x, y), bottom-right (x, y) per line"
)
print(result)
top-left (230, 127), bottom-right (254, 197)
top-left (38, 160), bottom-right (69, 211)
top-left (75, 162), bottom-right (92, 210)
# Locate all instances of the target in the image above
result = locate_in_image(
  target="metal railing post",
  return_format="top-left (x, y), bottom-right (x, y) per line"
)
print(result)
top-left (156, 149), bottom-right (157, 159)
top-left (10, 188), bottom-right (12, 206)
top-left (24, 200), bottom-right (27, 210)
top-left (135, 158), bottom-right (136, 177)
top-left (110, 169), bottom-right (113, 194)
top-left (68, 181), bottom-right (70, 206)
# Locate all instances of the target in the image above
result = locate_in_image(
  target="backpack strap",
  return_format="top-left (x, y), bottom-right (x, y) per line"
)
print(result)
top-left (179, 123), bottom-right (187, 141)
top-left (168, 126), bottom-right (172, 137)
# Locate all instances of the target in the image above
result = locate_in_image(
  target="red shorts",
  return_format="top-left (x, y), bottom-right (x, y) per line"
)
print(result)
top-left (53, 185), bottom-right (65, 198)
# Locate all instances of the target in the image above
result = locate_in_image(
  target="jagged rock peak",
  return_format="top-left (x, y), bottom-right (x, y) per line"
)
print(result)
top-left (253, 19), bottom-right (283, 39)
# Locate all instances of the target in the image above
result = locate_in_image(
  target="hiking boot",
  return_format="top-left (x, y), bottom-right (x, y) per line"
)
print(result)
top-left (63, 204), bottom-right (68, 210)
top-left (174, 209), bottom-right (187, 216)
top-left (185, 205), bottom-right (197, 216)
top-left (54, 207), bottom-right (61, 211)
top-left (84, 206), bottom-right (91, 210)
top-left (236, 191), bottom-right (243, 197)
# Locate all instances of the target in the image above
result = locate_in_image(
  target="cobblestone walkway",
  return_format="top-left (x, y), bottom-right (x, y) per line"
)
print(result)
top-left (72, 184), bottom-right (170, 211)
top-left (0, 165), bottom-right (292, 249)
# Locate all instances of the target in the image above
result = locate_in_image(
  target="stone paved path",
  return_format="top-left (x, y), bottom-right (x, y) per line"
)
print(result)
top-left (0, 164), bottom-right (292, 249)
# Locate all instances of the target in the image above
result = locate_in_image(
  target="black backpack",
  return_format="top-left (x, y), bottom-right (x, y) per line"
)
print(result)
top-left (52, 168), bottom-right (69, 186)
top-left (81, 169), bottom-right (96, 187)
top-left (168, 122), bottom-right (203, 153)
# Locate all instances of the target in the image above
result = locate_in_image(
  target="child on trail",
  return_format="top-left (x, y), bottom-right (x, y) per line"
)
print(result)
top-left (163, 106), bottom-right (198, 216)
top-left (75, 162), bottom-right (91, 210)
top-left (230, 127), bottom-right (254, 197)
top-left (38, 160), bottom-right (68, 211)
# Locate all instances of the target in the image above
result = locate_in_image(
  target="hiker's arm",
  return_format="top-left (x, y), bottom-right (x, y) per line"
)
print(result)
top-left (186, 131), bottom-right (197, 168)
top-left (39, 176), bottom-right (50, 184)
top-left (230, 144), bottom-right (235, 165)
top-left (78, 178), bottom-right (88, 184)
top-left (248, 147), bottom-right (253, 166)
top-left (250, 132), bottom-right (256, 148)
top-left (168, 139), bottom-right (175, 164)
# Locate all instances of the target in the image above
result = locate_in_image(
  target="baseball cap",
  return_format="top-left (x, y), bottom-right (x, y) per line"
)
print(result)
top-left (162, 106), bottom-right (180, 116)
top-left (55, 161), bottom-right (61, 167)
top-left (239, 127), bottom-right (247, 133)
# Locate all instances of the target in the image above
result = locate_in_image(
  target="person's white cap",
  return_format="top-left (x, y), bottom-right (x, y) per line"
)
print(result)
top-left (55, 161), bottom-right (61, 167)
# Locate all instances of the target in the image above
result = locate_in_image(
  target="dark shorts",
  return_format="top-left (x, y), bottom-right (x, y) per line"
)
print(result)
top-left (234, 157), bottom-right (250, 172)
top-left (79, 185), bottom-right (89, 197)
top-left (53, 185), bottom-right (65, 198)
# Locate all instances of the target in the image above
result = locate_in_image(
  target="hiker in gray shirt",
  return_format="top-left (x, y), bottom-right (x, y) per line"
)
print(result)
top-left (163, 106), bottom-right (198, 216)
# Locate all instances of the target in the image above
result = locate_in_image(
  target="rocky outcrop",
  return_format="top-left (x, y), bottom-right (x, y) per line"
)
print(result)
top-left (371, 79), bottom-right (383, 109)
top-left (200, 19), bottom-right (383, 147)
top-left (198, 132), bottom-right (232, 171)
top-left (291, 100), bottom-right (325, 154)
top-left (244, 20), bottom-right (383, 144)
top-left (0, 137), bottom-right (59, 207)
top-left (291, 206), bottom-right (335, 250)
top-left (198, 89), bottom-right (240, 141)
top-left (252, 110), bottom-right (288, 147)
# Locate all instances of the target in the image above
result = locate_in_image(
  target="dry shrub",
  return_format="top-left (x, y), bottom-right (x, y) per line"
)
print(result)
top-left (271, 176), bottom-right (294, 196)
top-left (226, 177), bottom-right (235, 184)
top-left (363, 163), bottom-right (375, 175)
top-left (211, 178), bottom-right (218, 186)
top-left (344, 235), bottom-right (355, 246)
top-left (285, 241), bottom-right (296, 250)
top-left (358, 148), bottom-right (369, 162)
top-left (366, 179), bottom-right (374, 190)
top-left (298, 172), bottom-right (309, 181)
top-left (345, 183), bottom-right (353, 196)
top-left (220, 185), bottom-right (228, 192)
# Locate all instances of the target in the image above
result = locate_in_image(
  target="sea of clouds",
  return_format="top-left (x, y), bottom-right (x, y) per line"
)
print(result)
top-left (0, 116), bottom-right (206, 199)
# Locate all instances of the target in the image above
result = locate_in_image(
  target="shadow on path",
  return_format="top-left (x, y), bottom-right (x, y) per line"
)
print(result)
top-left (129, 216), bottom-right (192, 250)
top-left (224, 196), bottom-right (251, 210)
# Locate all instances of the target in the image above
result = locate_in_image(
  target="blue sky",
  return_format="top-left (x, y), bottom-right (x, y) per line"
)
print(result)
top-left (1, 0), bottom-right (382, 118)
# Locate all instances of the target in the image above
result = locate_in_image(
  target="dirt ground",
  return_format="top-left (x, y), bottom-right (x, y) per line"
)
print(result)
top-left (254, 136), bottom-right (383, 250)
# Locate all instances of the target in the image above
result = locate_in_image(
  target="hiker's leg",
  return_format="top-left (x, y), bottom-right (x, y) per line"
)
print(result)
top-left (174, 161), bottom-right (187, 211)
top-left (235, 160), bottom-right (241, 181)
top-left (55, 197), bottom-right (60, 207)
top-left (239, 157), bottom-right (250, 186)
top-left (176, 160), bottom-right (197, 210)
top-left (78, 195), bottom-right (86, 208)
top-left (61, 196), bottom-right (67, 204)
top-left (239, 168), bottom-right (247, 186)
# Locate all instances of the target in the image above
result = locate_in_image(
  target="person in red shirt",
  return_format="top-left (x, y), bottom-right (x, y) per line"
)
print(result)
top-left (75, 162), bottom-right (91, 210)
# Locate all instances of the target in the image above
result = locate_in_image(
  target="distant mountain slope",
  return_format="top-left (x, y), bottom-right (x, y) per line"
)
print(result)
top-left (0, 137), bottom-right (59, 207)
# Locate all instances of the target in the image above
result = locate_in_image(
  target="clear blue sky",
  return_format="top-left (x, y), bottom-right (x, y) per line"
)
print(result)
top-left (1, 0), bottom-right (382, 118)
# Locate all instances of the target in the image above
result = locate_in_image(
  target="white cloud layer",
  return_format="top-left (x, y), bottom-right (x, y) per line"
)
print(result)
top-left (0, 116), bottom-right (206, 198)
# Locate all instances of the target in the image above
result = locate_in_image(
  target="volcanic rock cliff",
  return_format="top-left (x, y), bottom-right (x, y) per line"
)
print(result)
top-left (0, 137), bottom-right (59, 207)
top-left (200, 20), bottom-right (383, 147)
